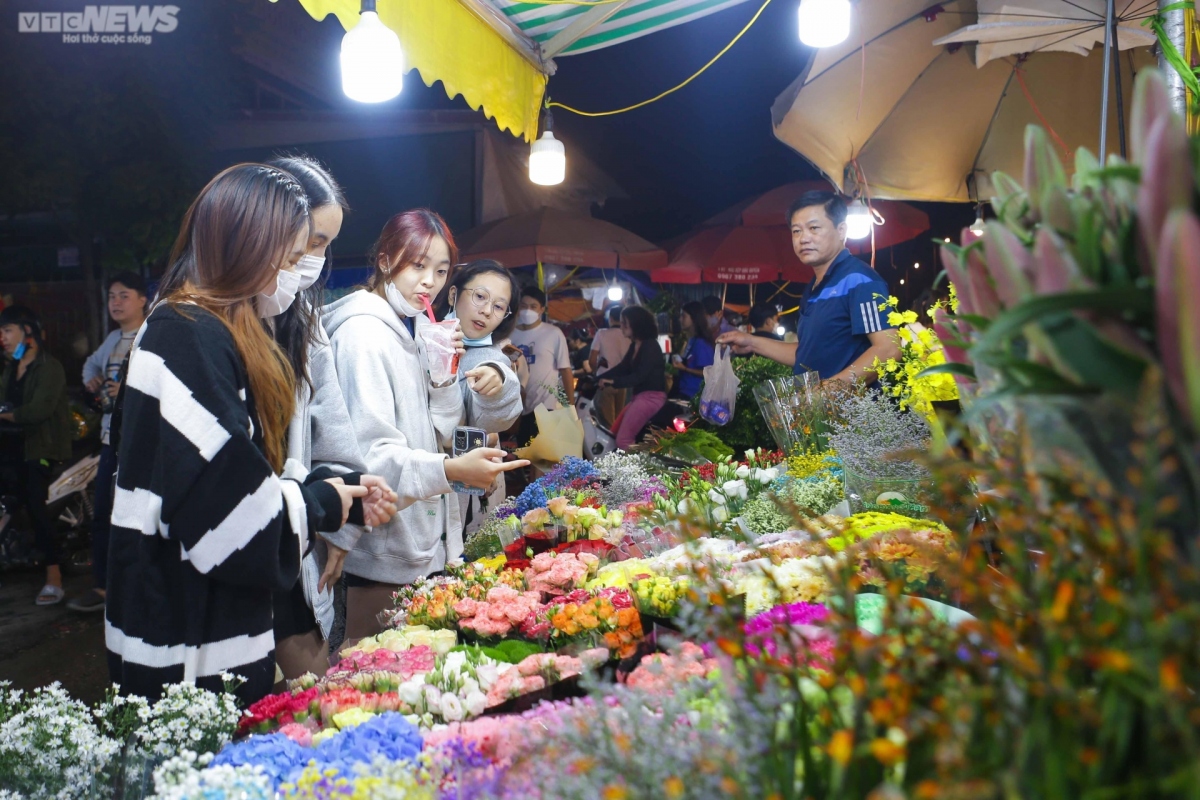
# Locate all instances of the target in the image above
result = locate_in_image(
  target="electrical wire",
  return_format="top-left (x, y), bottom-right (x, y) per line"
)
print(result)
top-left (546, 0), bottom-right (773, 117)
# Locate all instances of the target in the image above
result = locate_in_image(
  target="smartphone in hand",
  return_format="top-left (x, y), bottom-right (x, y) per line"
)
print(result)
top-left (450, 426), bottom-right (489, 495)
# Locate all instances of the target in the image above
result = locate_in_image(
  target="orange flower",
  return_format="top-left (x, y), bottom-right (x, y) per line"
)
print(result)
top-left (828, 729), bottom-right (854, 765)
top-left (602, 785), bottom-right (628, 800)
top-left (869, 737), bottom-right (904, 766)
top-left (1161, 657), bottom-right (1182, 692)
top-left (663, 776), bottom-right (685, 799)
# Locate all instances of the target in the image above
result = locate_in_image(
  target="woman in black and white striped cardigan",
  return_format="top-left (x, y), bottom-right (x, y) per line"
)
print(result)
top-left (105, 164), bottom-right (395, 703)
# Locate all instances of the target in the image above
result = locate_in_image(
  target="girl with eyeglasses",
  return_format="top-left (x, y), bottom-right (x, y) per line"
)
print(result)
top-left (439, 259), bottom-right (523, 435)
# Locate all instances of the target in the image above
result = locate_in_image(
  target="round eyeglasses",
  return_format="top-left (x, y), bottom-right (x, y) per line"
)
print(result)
top-left (462, 287), bottom-right (511, 319)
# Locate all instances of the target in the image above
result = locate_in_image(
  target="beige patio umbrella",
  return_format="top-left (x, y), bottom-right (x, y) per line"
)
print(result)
top-left (934, 0), bottom-right (1156, 66)
top-left (771, 0), bottom-right (1155, 202)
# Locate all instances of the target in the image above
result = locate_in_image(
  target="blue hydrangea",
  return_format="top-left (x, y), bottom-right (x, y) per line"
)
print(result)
top-left (312, 712), bottom-right (423, 775)
top-left (514, 457), bottom-right (597, 515)
top-left (210, 733), bottom-right (310, 789)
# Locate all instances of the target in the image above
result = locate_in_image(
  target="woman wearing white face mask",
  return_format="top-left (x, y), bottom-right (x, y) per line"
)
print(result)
top-left (106, 164), bottom-right (389, 704)
top-left (324, 210), bottom-right (530, 646)
top-left (265, 156), bottom-right (399, 678)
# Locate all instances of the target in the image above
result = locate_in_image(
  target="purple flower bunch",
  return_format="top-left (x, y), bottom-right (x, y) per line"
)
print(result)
top-left (743, 602), bottom-right (831, 662)
top-left (514, 457), bottom-right (598, 515)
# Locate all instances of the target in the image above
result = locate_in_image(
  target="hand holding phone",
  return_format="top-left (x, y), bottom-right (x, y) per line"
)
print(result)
top-left (450, 426), bottom-right (488, 495)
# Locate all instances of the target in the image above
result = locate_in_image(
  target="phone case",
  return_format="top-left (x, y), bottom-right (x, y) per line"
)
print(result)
top-left (450, 426), bottom-right (489, 496)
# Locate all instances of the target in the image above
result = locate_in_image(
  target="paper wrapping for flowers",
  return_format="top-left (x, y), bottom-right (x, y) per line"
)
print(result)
top-left (516, 404), bottom-right (583, 468)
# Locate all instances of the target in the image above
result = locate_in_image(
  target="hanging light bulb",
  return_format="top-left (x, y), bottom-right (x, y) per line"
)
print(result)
top-left (969, 211), bottom-right (986, 237)
top-left (530, 111), bottom-right (566, 186)
top-left (607, 285), bottom-right (624, 302)
top-left (899, 278), bottom-right (906, 285)
top-left (341, 0), bottom-right (404, 103)
top-left (798, 0), bottom-right (851, 48)
top-left (844, 198), bottom-right (873, 240)
top-left (775, 325), bottom-right (786, 337)
top-left (914, 262), bottom-right (920, 269)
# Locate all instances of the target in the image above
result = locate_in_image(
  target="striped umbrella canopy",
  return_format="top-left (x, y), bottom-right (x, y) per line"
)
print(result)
top-left (491, 0), bottom-right (756, 57)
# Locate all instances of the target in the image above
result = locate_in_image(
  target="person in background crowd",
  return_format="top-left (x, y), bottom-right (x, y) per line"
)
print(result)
top-left (68, 272), bottom-right (147, 613)
top-left (597, 306), bottom-right (667, 450)
top-left (510, 287), bottom-right (574, 447)
top-left (568, 329), bottom-right (591, 377)
top-left (718, 191), bottom-right (900, 383)
top-left (0, 306), bottom-right (72, 606)
top-left (671, 300), bottom-right (715, 401)
top-left (702, 295), bottom-right (735, 335)
top-left (324, 210), bottom-right (528, 646)
top-left (106, 164), bottom-right (382, 703)
top-left (439, 258), bottom-right (524, 528)
top-left (749, 302), bottom-right (784, 341)
top-left (265, 154), bottom-right (399, 679)
top-left (588, 305), bottom-right (630, 427)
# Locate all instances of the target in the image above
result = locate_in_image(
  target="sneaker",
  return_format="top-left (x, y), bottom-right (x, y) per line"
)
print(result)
top-left (35, 584), bottom-right (65, 606)
top-left (66, 588), bottom-right (105, 613)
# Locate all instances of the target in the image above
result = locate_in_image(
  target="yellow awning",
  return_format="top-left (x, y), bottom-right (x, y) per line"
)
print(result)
top-left (289, 0), bottom-right (548, 140)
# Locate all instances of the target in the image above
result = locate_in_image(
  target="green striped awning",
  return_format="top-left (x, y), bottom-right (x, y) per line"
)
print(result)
top-left (492, 0), bottom-right (755, 57)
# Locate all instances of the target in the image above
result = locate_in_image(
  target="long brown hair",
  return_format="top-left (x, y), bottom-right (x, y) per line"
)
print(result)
top-left (365, 209), bottom-right (459, 296)
top-left (157, 163), bottom-right (309, 472)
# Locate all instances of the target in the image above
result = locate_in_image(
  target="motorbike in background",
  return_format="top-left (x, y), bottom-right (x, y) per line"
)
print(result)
top-left (576, 374), bottom-right (694, 460)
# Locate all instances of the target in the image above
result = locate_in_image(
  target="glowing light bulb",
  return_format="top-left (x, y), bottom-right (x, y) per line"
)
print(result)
top-left (607, 285), bottom-right (623, 302)
top-left (775, 325), bottom-right (786, 337)
top-left (944, 237), bottom-right (951, 243)
top-left (798, 0), bottom-right (851, 48)
top-left (341, 4), bottom-right (404, 103)
top-left (845, 199), bottom-right (873, 240)
top-left (529, 130), bottom-right (566, 186)
top-left (899, 279), bottom-right (906, 285)
top-left (969, 214), bottom-right (986, 237)
top-left (914, 262), bottom-right (920, 269)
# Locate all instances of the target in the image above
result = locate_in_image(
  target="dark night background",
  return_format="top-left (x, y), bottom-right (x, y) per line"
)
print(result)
top-left (0, 0), bottom-right (973, 362)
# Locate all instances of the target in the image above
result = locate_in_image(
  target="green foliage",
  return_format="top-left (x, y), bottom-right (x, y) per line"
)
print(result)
top-left (648, 427), bottom-right (735, 464)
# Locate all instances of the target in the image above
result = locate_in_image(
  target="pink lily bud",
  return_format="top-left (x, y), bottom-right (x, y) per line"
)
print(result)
top-left (1156, 210), bottom-right (1200, 426)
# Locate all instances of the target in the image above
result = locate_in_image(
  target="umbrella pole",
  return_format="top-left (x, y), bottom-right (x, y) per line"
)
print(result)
top-left (1100, 0), bottom-right (1116, 157)
top-left (1112, 14), bottom-right (1127, 158)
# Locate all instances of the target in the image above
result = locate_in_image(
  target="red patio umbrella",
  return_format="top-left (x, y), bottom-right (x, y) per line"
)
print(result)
top-left (652, 225), bottom-right (816, 285)
top-left (715, 181), bottom-right (931, 251)
top-left (459, 206), bottom-right (667, 271)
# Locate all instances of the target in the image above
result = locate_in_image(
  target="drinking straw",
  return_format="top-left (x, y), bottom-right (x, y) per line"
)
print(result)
top-left (421, 296), bottom-right (437, 324)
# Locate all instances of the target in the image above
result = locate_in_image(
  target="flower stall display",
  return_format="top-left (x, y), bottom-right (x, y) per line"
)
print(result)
top-left (484, 650), bottom-right (609, 708)
top-left (454, 585), bottom-right (546, 639)
top-left (873, 291), bottom-right (961, 426)
top-left (523, 551), bottom-right (599, 596)
top-left (395, 649), bottom-right (509, 727)
top-left (625, 642), bottom-right (721, 692)
top-left (825, 387), bottom-right (935, 515)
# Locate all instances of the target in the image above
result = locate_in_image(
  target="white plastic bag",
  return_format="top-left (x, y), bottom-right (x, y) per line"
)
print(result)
top-left (699, 345), bottom-right (739, 426)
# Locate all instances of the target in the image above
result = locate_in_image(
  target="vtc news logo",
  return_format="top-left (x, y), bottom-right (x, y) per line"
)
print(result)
top-left (18, 6), bottom-right (180, 44)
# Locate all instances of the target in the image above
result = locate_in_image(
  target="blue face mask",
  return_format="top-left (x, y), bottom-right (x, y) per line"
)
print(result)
top-left (446, 310), bottom-right (493, 347)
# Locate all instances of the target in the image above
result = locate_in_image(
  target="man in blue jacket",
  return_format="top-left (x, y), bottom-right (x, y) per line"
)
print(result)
top-left (718, 191), bottom-right (900, 384)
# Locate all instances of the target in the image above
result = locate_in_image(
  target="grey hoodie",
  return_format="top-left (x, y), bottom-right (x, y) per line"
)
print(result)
top-left (285, 324), bottom-right (368, 638)
top-left (459, 344), bottom-right (522, 434)
top-left (323, 289), bottom-right (465, 585)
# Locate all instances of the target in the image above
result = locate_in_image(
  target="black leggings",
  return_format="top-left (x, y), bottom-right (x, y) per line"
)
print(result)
top-left (16, 460), bottom-right (58, 567)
